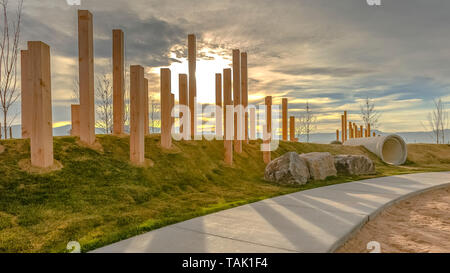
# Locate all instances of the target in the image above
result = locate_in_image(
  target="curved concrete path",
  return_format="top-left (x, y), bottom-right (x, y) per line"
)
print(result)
top-left (92, 172), bottom-right (450, 253)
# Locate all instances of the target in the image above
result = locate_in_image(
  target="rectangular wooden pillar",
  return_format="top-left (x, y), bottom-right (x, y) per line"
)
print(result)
top-left (161, 68), bottom-right (172, 149)
top-left (282, 98), bottom-right (288, 141)
top-left (241, 52), bottom-right (248, 142)
top-left (336, 130), bottom-right (339, 141)
top-left (215, 73), bottom-right (223, 139)
top-left (21, 50), bottom-right (32, 139)
top-left (341, 115), bottom-right (345, 142)
top-left (130, 65), bottom-right (145, 165)
top-left (179, 74), bottom-right (188, 138)
top-left (223, 68), bottom-right (233, 165)
top-left (368, 123), bottom-right (371, 137)
top-left (360, 125), bottom-right (363, 138)
top-left (263, 96), bottom-right (272, 164)
top-left (344, 111), bottom-right (347, 142)
top-left (188, 34), bottom-right (197, 139)
top-left (112, 29), bottom-right (124, 135)
top-left (349, 121), bottom-right (353, 139)
top-left (144, 78), bottom-right (149, 135)
top-left (232, 49), bottom-right (242, 153)
top-left (289, 116), bottom-right (295, 141)
top-left (71, 104), bottom-right (80, 137)
top-left (78, 10), bottom-right (95, 144)
top-left (29, 41), bottom-right (53, 168)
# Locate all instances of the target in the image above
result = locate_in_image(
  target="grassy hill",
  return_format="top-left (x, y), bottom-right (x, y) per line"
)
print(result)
top-left (0, 135), bottom-right (449, 253)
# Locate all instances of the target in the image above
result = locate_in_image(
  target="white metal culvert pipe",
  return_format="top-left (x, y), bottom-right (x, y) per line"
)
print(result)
top-left (344, 134), bottom-right (408, 165)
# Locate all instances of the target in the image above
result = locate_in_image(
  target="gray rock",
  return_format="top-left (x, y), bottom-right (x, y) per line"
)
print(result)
top-left (265, 152), bottom-right (310, 185)
top-left (300, 152), bottom-right (337, 180)
top-left (334, 155), bottom-right (376, 175)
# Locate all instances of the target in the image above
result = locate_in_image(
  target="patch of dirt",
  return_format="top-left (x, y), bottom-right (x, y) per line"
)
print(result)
top-left (0, 144), bottom-right (4, 154)
top-left (337, 186), bottom-right (450, 253)
top-left (18, 159), bottom-right (63, 174)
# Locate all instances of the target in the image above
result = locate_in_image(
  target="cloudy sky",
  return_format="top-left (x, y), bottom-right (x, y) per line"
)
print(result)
top-left (12, 0), bottom-right (450, 132)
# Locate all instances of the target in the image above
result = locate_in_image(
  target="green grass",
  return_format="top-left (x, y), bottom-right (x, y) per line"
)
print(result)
top-left (0, 135), bottom-right (448, 253)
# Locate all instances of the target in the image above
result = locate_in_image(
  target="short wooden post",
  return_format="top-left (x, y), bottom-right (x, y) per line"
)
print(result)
top-left (223, 68), bottom-right (233, 165)
top-left (112, 29), bottom-right (124, 135)
top-left (360, 125), bottom-right (363, 138)
top-left (29, 41), bottom-right (53, 168)
top-left (160, 68), bottom-right (172, 149)
top-left (215, 73), bottom-right (223, 139)
top-left (188, 34), bottom-right (197, 139)
top-left (232, 49), bottom-right (242, 153)
top-left (373, 132), bottom-right (376, 137)
top-left (179, 74), bottom-right (188, 138)
top-left (282, 98), bottom-right (288, 141)
top-left (263, 96), bottom-right (272, 164)
top-left (368, 123), bottom-right (371, 137)
top-left (144, 78), bottom-right (149, 135)
top-left (241, 52), bottom-right (248, 142)
top-left (130, 65), bottom-right (145, 165)
top-left (290, 116), bottom-right (295, 141)
top-left (249, 107), bottom-right (256, 140)
top-left (21, 50), bottom-right (32, 139)
top-left (336, 130), bottom-right (339, 141)
top-left (78, 10), bottom-right (95, 145)
top-left (71, 104), bottom-right (81, 136)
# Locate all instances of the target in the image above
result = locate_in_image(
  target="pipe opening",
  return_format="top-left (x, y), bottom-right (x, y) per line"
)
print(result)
top-left (381, 136), bottom-right (407, 165)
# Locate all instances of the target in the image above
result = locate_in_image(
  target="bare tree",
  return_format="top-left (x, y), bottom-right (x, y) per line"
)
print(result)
top-left (424, 98), bottom-right (448, 144)
top-left (0, 0), bottom-right (22, 139)
top-left (360, 97), bottom-right (380, 129)
top-left (149, 94), bottom-right (160, 133)
top-left (295, 102), bottom-right (317, 143)
top-left (95, 74), bottom-right (113, 134)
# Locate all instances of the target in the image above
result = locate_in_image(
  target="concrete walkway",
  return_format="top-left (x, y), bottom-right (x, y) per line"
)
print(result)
top-left (92, 172), bottom-right (450, 253)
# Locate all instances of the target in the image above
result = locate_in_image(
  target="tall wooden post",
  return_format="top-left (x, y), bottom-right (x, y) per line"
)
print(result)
top-left (241, 52), bottom-right (248, 142)
top-left (113, 29), bottom-right (124, 135)
top-left (143, 78), bottom-right (149, 135)
top-left (223, 68), bottom-right (233, 165)
top-left (349, 121), bottom-right (353, 139)
top-left (344, 111), bottom-right (347, 141)
top-left (161, 68), bottom-right (172, 149)
top-left (232, 49), bottom-right (242, 153)
top-left (179, 74), bottom-right (188, 138)
top-left (341, 115), bottom-right (345, 143)
top-left (21, 50), bottom-right (32, 139)
top-left (263, 96), bottom-right (272, 164)
top-left (249, 107), bottom-right (256, 140)
top-left (130, 65), bottom-right (145, 165)
top-left (29, 41), bottom-right (53, 168)
top-left (360, 125), bottom-right (363, 138)
top-left (215, 73), bottom-right (223, 139)
top-left (71, 105), bottom-right (81, 137)
top-left (368, 123), bottom-right (371, 137)
top-left (188, 34), bottom-right (197, 139)
top-left (289, 116), bottom-right (295, 141)
top-left (282, 98), bottom-right (288, 141)
top-left (78, 10), bottom-right (95, 145)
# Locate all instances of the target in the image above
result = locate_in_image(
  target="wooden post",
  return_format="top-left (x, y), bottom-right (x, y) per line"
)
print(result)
top-left (289, 116), bottom-right (295, 141)
top-left (249, 107), bottom-right (256, 140)
top-left (353, 123), bottom-right (357, 138)
top-left (179, 74), bottom-right (188, 138)
top-left (188, 34), bottom-right (197, 139)
top-left (360, 125), bottom-right (363, 138)
top-left (71, 105), bottom-right (81, 137)
top-left (9, 127), bottom-right (12, 139)
top-left (144, 78), bottom-right (149, 135)
top-left (349, 121), bottom-right (353, 139)
top-left (241, 52), bottom-right (248, 142)
top-left (344, 111), bottom-right (347, 142)
top-left (223, 68), bottom-right (233, 165)
top-left (263, 96), bottom-right (272, 164)
top-left (341, 115), bottom-right (345, 143)
top-left (21, 50), bottom-right (32, 139)
top-left (282, 98), bottom-right (288, 141)
top-left (160, 68), bottom-right (172, 149)
top-left (29, 41), bottom-right (53, 168)
top-left (112, 29), bottom-right (124, 135)
top-left (78, 10), bottom-right (95, 145)
top-left (373, 132), bottom-right (376, 137)
top-left (232, 49), bottom-right (242, 153)
top-left (336, 130), bottom-right (339, 141)
top-left (215, 73), bottom-right (223, 139)
top-left (130, 65), bottom-right (145, 165)
top-left (368, 123), bottom-right (371, 137)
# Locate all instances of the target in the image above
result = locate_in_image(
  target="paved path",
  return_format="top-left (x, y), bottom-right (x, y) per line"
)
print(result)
top-left (92, 172), bottom-right (450, 253)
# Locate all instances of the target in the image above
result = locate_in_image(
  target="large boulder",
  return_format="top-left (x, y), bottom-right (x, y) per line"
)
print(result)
top-left (334, 155), bottom-right (376, 175)
top-left (300, 152), bottom-right (337, 180)
top-left (265, 152), bottom-right (310, 185)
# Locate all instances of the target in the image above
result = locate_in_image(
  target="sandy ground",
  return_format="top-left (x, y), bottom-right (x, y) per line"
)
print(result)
top-left (337, 186), bottom-right (450, 253)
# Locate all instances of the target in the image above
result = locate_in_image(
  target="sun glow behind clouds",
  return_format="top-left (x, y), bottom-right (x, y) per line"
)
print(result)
top-left (150, 50), bottom-right (232, 104)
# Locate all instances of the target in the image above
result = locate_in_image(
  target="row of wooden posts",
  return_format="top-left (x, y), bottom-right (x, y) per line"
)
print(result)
top-left (19, 10), bottom-right (300, 168)
top-left (336, 111), bottom-right (376, 143)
